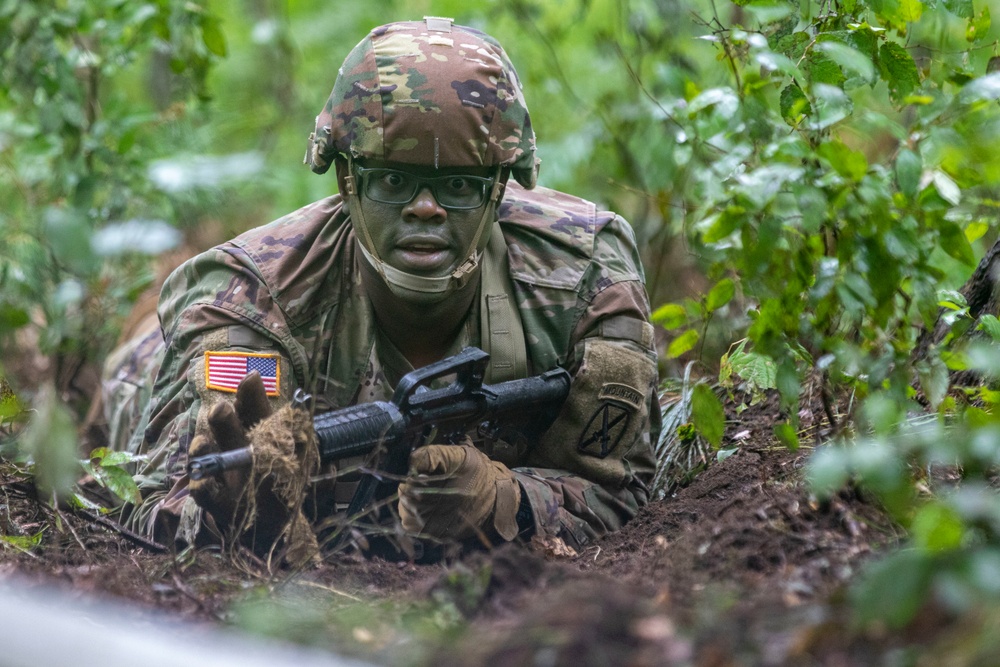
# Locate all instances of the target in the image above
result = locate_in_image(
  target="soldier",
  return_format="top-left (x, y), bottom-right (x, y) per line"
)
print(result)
top-left (102, 17), bottom-right (660, 565)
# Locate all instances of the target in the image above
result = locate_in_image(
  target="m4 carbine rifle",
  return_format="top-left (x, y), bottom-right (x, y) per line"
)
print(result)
top-left (187, 347), bottom-right (571, 520)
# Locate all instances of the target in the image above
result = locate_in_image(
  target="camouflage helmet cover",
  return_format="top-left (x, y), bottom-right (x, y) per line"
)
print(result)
top-left (305, 17), bottom-right (539, 189)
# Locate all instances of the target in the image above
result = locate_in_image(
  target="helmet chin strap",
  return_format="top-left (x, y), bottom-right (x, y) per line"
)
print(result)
top-left (345, 157), bottom-right (504, 303)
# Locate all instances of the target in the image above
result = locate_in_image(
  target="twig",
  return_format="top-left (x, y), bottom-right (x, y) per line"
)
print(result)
top-left (78, 508), bottom-right (168, 553)
top-left (55, 507), bottom-right (88, 553)
top-left (291, 578), bottom-right (362, 602)
top-left (819, 372), bottom-right (839, 436)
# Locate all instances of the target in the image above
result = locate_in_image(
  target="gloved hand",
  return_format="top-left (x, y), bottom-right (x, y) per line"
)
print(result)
top-left (188, 372), bottom-right (319, 564)
top-left (398, 443), bottom-right (521, 543)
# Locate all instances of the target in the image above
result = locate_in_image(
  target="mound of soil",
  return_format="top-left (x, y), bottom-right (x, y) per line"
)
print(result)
top-left (0, 391), bottom-right (904, 666)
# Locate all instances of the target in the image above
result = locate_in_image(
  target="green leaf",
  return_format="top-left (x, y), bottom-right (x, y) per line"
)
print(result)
top-left (95, 465), bottom-right (141, 505)
top-left (43, 207), bottom-right (98, 275)
top-left (815, 40), bottom-right (876, 84)
top-left (840, 271), bottom-right (877, 309)
top-left (808, 445), bottom-right (851, 497)
top-left (806, 51), bottom-right (846, 87)
top-left (774, 31), bottom-right (810, 59)
top-left (895, 149), bottom-right (922, 198)
top-left (0, 303), bottom-right (30, 331)
top-left (978, 315), bottom-right (1000, 341)
top-left (899, 0), bottom-right (924, 23)
top-left (743, 2), bottom-right (795, 24)
top-left (717, 447), bottom-right (738, 462)
top-left (818, 140), bottom-right (868, 181)
top-left (939, 222), bottom-right (975, 266)
top-left (201, 17), bottom-right (227, 57)
top-left (774, 421), bottom-right (799, 450)
top-left (917, 355), bottom-right (950, 410)
top-left (705, 278), bottom-right (736, 313)
top-left (652, 303), bottom-right (688, 330)
top-left (0, 388), bottom-right (22, 420)
top-left (805, 83), bottom-right (853, 130)
top-left (932, 171), bottom-right (961, 206)
top-left (794, 184), bottom-right (828, 233)
top-left (911, 503), bottom-right (964, 551)
top-left (960, 72), bottom-right (1000, 104)
top-left (937, 289), bottom-right (968, 310)
top-left (719, 339), bottom-right (777, 394)
top-left (668, 329), bottom-right (700, 358)
top-left (89, 448), bottom-right (141, 467)
top-left (853, 549), bottom-right (934, 629)
top-left (0, 531), bottom-right (43, 553)
top-left (20, 386), bottom-right (79, 501)
top-left (754, 51), bottom-right (804, 79)
top-left (967, 7), bottom-right (991, 41)
top-left (691, 383), bottom-right (725, 448)
top-left (944, 0), bottom-right (974, 18)
top-left (879, 42), bottom-right (921, 104)
top-left (966, 221), bottom-right (989, 243)
top-left (703, 208), bottom-right (742, 243)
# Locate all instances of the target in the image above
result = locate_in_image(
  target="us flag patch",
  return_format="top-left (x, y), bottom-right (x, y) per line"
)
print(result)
top-left (205, 351), bottom-right (280, 396)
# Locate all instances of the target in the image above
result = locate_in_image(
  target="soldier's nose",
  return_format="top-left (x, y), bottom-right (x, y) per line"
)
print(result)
top-left (404, 187), bottom-right (446, 221)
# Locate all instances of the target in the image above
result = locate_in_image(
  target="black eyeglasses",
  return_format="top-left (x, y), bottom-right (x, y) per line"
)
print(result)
top-left (354, 166), bottom-right (496, 210)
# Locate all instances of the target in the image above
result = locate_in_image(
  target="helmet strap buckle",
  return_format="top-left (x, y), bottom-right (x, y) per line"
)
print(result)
top-left (451, 253), bottom-right (482, 282)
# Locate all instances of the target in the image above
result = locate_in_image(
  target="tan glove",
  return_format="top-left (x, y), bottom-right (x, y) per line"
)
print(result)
top-left (398, 443), bottom-right (521, 543)
top-left (188, 372), bottom-right (319, 565)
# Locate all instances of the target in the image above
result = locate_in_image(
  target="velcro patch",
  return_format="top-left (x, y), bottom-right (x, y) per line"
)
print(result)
top-left (598, 383), bottom-right (644, 411)
top-left (577, 404), bottom-right (631, 459)
top-left (205, 351), bottom-right (280, 396)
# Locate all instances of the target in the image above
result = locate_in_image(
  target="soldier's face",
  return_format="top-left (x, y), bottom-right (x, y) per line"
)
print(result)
top-left (352, 160), bottom-right (498, 277)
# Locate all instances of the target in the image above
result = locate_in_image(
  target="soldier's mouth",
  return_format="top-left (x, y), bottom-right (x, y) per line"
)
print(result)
top-left (393, 239), bottom-right (453, 272)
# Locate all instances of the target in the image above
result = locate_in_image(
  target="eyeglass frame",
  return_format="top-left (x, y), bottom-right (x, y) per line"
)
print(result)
top-left (351, 165), bottom-right (500, 211)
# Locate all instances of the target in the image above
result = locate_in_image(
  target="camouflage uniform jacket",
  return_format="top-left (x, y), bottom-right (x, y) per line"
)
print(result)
top-left (118, 182), bottom-right (659, 551)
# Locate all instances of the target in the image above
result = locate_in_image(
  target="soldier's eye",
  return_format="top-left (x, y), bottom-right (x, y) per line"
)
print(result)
top-left (378, 171), bottom-right (409, 191)
top-left (442, 177), bottom-right (474, 195)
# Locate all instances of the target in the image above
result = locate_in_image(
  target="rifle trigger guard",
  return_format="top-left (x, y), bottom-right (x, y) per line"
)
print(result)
top-left (477, 421), bottom-right (501, 443)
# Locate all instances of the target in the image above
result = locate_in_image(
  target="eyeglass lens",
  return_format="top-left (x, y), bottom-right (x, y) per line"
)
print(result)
top-left (359, 168), bottom-right (491, 210)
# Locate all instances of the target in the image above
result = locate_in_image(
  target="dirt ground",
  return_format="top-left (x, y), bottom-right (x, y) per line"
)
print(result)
top-left (0, 385), bottom-right (930, 667)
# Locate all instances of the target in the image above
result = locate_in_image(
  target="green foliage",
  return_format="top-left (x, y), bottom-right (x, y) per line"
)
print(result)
top-left (0, 0), bottom-right (226, 386)
top-left (17, 386), bottom-right (80, 502)
top-left (230, 570), bottom-right (480, 666)
top-left (807, 341), bottom-right (1000, 627)
top-left (80, 447), bottom-right (144, 506)
top-left (0, 0), bottom-right (226, 507)
top-left (620, 0), bottom-right (1000, 634)
top-left (0, 530), bottom-right (44, 555)
top-left (653, 364), bottom-right (716, 496)
top-left (691, 383), bottom-right (726, 448)
top-left (719, 338), bottom-right (777, 402)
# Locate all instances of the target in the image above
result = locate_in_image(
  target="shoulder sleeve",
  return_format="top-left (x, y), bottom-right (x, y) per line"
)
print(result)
top-left (513, 211), bottom-right (660, 551)
top-left (124, 246), bottom-right (296, 543)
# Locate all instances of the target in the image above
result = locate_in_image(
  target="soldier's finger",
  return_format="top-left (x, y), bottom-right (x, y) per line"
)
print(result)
top-left (409, 444), bottom-right (465, 476)
top-left (188, 433), bottom-right (218, 458)
top-left (207, 401), bottom-right (251, 452)
top-left (234, 371), bottom-right (272, 430)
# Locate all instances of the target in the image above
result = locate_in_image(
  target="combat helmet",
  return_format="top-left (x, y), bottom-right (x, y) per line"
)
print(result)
top-left (305, 17), bottom-right (538, 187)
top-left (304, 18), bottom-right (539, 302)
